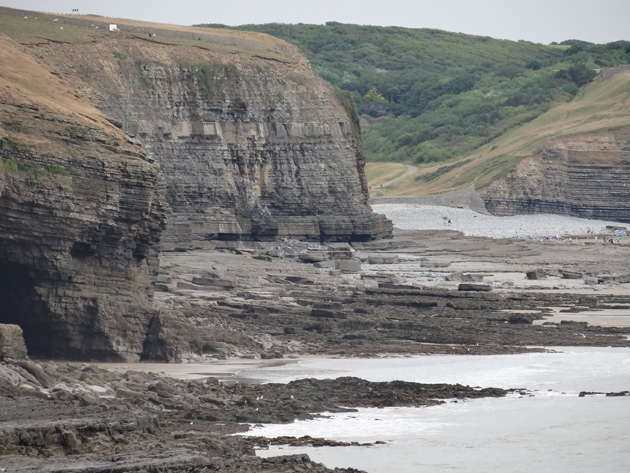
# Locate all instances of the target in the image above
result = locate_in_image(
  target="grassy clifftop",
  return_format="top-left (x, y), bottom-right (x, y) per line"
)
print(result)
top-left (0, 8), bottom-right (294, 62)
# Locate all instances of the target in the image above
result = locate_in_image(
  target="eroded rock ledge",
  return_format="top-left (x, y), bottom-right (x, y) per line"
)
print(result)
top-left (481, 129), bottom-right (630, 222)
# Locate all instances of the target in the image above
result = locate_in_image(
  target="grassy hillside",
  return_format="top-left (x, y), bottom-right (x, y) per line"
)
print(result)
top-left (366, 70), bottom-right (630, 196)
top-left (198, 23), bottom-right (630, 170)
top-left (364, 162), bottom-right (408, 188)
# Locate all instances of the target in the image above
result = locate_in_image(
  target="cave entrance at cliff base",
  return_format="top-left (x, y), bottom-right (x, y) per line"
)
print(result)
top-left (0, 259), bottom-right (56, 358)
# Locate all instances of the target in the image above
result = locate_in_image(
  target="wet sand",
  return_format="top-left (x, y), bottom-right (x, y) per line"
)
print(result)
top-left (89, 359), bottom-right (299, 382)
top-left (533, 308), bottom-right (630, 327)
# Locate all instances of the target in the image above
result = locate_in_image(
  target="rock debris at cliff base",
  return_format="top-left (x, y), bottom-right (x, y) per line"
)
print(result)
top-left (0, 330), bottom-right (506, 473)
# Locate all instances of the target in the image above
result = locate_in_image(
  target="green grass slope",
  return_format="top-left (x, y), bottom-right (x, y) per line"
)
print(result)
top-left (197, 22), bottom-right (630, 168)
top-left (367, 70), bottom-right (630, 196)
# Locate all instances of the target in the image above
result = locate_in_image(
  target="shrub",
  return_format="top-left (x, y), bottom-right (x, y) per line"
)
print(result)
top-left (252, 255), bottom-right (272, 262)
top-left (555, 64), bottom-right (597, 87)
top-left (3, 156), bottom-right (18, 172)
top-left (561, 83), bottom-right (579, 97)
top-left (364, 87), bottom-right (386, 102)
top-left (415, 158), bottom-right (474, 182)
top-left (201, 112), bottom-right (216, 122)
top-left (113, 51), bottom-right (126, 60)
top-left (48, 164), bottom-right (71, 177)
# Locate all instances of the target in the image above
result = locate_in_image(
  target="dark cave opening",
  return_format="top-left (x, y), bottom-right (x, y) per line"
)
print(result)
top-left (0, 259), bottom-right (59, 358)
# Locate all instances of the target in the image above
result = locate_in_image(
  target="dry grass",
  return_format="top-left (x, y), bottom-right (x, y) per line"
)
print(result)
top-left (0, 14), bottom-right (107, 44)
top-left (66, 14), bottom-right (289, 47)
top-left (365, 162), bottom-right (408, 188)
top-left (0, 13), bottom-right (289, 61)
top-left (0, 36), bottom-right (131, 143)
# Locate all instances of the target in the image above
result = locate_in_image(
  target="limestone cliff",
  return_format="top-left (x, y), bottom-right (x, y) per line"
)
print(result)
top-left (27, 23), bottom-right (391, 249)
top-left (481, 129), bottom-right (630, 222)
top-left (0, 37), bottom-right (168, 360)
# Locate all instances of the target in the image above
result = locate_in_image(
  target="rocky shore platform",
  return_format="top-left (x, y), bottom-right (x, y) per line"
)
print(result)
top-left (0, 330), bottom-right (506, 472)
top-left (3, 228), bottom-right (630, 471)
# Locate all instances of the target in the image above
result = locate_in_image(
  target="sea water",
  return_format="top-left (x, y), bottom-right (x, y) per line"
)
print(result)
top-left (234, 348), bottom-right (630, 472)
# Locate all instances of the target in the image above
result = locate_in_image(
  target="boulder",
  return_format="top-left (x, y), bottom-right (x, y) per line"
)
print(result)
top-left (335, 258), bottom-right (362, 272)
top-left (368, 254), bottom-right (399, 264)
top-left (445, 271), bottom-right (464, 282)
top-left (298, 252), bottom-right (329, 263)
top-left (328, 243), bottom-right (355, 260)
top-left (508, 314), bottom-right (534, 324)
top-left (265, 248), bottom-right (284, 258)
top-left (461, 273), bottom-right (484, 282)
top-left (458, 283), bottom-right (492, 292)
top-left (191, 277), bottom-right (236, 290)
top-left (526, 270), bottom-right (547, 280)
top-left (0, 324), bottom-right (28, 360)
top-left (310, 309), bottom-right (346, 319)
top-left (313, 260), bottom-right (335, 269)
top-left (562, 271), bottom-right (583, 279)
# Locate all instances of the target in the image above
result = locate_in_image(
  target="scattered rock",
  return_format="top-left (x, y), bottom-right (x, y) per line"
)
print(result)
top-left (461, 273), bottom-right (484, 282)
top-left (368, 254), bottom-right (399, 264)
top-left (526, 270), bottom-right (547, 280)
top-left (508, 314), bottom-right (534, 324)
top-left (458, 283), bottom-right (492, 292)
top-left (335, 258), bottom-right (361, 272)
top-left (0, 324), bottom-right (28, 361)
top-left (298, 252), bottom-right (329, 263)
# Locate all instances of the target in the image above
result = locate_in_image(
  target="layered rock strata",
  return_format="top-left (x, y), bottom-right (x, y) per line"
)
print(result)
top-left (30, 33), bottom-right (392, 249)
top-left (0, 37), bottom-right (167, 360)
top-left (481, 129), bottom-right (630, 222)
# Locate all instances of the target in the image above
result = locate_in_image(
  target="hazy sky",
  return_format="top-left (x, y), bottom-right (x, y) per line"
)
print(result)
top-left (1, 0), bottom-right (628, 44)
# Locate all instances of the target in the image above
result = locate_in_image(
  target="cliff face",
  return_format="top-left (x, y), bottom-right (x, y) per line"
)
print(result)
top-left (30, 35), bottom-right (391, 250)
top-left (481, 129), bottom-right (630, 222)
top-left (0, 11), bottom-right (391, 361)
top-left (0, 38), bottom-right (168, 360)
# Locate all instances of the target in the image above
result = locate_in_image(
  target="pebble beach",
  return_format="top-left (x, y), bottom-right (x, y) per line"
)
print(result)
top-left (372, 204), bottom-right (629, 239)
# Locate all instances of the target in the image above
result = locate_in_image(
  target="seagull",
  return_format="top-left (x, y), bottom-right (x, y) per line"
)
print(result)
top-left (291, 395), bottom-right (294, 399)
top-left (579, 333), bottom-right (586, 338)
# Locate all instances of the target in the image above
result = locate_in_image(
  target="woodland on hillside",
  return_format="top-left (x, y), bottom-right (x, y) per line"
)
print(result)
top-left (198, 22), bottom-right (630, 164)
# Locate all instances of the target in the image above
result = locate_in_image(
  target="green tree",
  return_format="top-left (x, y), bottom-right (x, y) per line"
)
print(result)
top-left (364, 87), bottom-right (386, 102)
